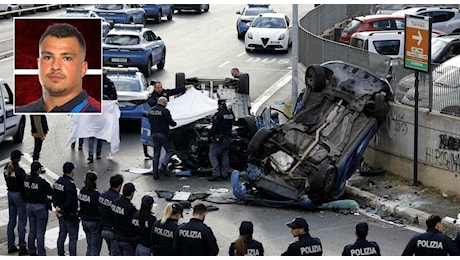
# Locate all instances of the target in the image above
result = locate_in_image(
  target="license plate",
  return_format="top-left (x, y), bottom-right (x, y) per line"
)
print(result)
top-left (111, 57), bottom-right (127, 63)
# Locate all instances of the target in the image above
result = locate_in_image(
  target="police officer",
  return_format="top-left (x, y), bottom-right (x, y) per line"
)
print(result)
top-left (147, 81), bottom-right (191, 107)
top-left (229, 221), bottom-right (264, 256)
top-left (4, 150), bottom-right (28, 255)
top-left (112, 182), bottom-right (138, 256)
top-left (342, 222), bottom-right (381, 256)
top-left (143, 96), bottom-right (177, 179)
top-left (78, 171), bottom-right (102, 256)
top-left (402, 214), bottom-right (460, 256)
top-left (151, 202), bottom-right (183, 256)
top-left (133, 195), bottom-right (157, 256)
top-left (281, 217), bottom-right (323, 256)
top-left (173, 203), bottom-right (219, 256)
top-left (23, 161), bottom-right (53, 256)
top-left (53, 161), bottom-right (79, 256)
top-left (207, 99), bottom-right (235, 181)
top-left (98, 173), bottom-right (123, 256)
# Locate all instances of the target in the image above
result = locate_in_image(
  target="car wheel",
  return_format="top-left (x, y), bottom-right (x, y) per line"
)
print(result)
top-left (13, 117), bottom-right (25, 143)
top-left (176, 72), bottom-right (186, 89)
top-left (236, 116), bottom-right (258, 139)
top-left (167, 9), bottom-right (173, 20)
top-left (311, 163), bottom-right (337, 195)
top-left (143, 58), bottom-right (152, 77)
top-left (237, 30), bottom-right (244, 40)
top-left (157, 51), bottom-right (165, 70)
top-left (305, 65), bottom-right (326, 92)
top-left (204, 5), bottom-right (209, 12)
top-left (196, 6), bottom-right (202, 13)
top-left (441, 106), bottom-right (460, 117)
top-left (374, 93), bottom-right (386, 124)
top-left (237, 73), bottom-right (249, 94)
top-left (155, 10), bottom-right (162, 24)
top-left (247, 127), bottom-right (271, 158)
top-left (129, 17), bottom-right (134, 24)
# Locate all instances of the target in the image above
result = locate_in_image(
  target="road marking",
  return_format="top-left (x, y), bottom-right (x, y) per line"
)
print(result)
top-left (45, 223), bottom-right (86, 250)
top-left (251, 71), bottom-right (291, 115)
top-left (219, 61), bottom-right (230, 67)
top-left (237, 52), bottom-right (245, 57)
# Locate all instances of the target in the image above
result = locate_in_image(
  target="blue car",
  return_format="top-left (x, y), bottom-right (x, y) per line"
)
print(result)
top-left (92, 4), bottom-right (146, 25)
top-left (236, 4), bottom-right (275, 39)
top-left (105, 67), bottom-right (149, 120)
top-left (232, 61), bottom-right (394, 209)
top-left (103, 24), bottom-right (166, 77)
top-left (140, 4), bottom-right (174, 24)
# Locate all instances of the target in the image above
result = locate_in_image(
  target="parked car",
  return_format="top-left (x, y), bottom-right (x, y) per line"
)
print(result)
top-left (1, 79), bottom-right (26, 144)
top-left (103, 24), bottom-right (166, 76)
top-left (339, 14), bottom-right (406, 45)
top-left (236, 4), bottom-right (275, 39)
top-left (245, 13), bottom-right (292, 53)
top-left (0, 4), bottom-right (20, 18)
top-left (62, 8), bottom-right (112, 39)
top-left (392, 6), bottom-right (460, 34)
top-left (140, 4), bottom-right (174, 24)
top-left (141, 72), bottom-right (254, 171)
top-left (105, 67), bottom-right (149, 120)
top-left (92, 4), bottom-right (146, 25)
top-left (431, 33), bottom-right (460, 64)
top-left (174, 4), bottom-right (209, 14)
top-left (231, 60), bottom-right (393, 209)
top-left (400, 55), bottom-right (460, 117)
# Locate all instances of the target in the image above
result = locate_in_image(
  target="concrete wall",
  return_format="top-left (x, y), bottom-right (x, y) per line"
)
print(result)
top-left (299, 5), bottom-right (460, 196)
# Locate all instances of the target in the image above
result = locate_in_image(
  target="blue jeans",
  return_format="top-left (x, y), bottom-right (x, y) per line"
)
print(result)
top-left (88, 137), bottom-right (104, 157)
top-left (102, 229), bottom-right (120, 256)
top-left (114, 240), bottom-right (135, 256)
top-left (135, 244), bottom-right (151, 256)
top-left (26, 203), bottom-right (48, 256)
top-left (7, 191), bottom-right (27, 250)
top-left (209, 136), bottom-right (231, 177)
top-left (152, 132), bottom-right (176, 175)
top-left (57, 215), bottom-right (80, 256)
top-left (82, 220), bottom-right (102, 256)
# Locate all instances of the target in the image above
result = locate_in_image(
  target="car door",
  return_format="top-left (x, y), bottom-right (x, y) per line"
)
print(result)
top-left (144, 30), bottom-right (163, 63)
top-left (128, 4), bottom-right (144, 23)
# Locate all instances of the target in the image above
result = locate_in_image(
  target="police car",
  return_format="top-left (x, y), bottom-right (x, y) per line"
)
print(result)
top-left (105, 67), bottom-right (149, 120)
top-left (140, 4), bottom-right (174, 24)
top-left (62, 7), bottom-right (112, 39)
top-left (92, 4), bottom-right (146, 26)
top-left (236, 4), bottom-right (275, 39)
top-left (1, 79), bottom-right (26, 144)
top-left (103, 24), bottom-right (166, 76)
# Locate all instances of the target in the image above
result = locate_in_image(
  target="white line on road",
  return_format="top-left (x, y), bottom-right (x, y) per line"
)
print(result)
top-left (219, 61), bottom-right (230, 67)
top-left (251, 71), bottom-right (291, 115)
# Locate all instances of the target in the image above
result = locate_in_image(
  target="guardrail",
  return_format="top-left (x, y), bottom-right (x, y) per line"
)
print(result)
top-left (0, 4), bottom-right (64, 18)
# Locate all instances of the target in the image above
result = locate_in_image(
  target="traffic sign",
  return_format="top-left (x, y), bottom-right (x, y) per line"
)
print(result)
top-left (404, 14), bottom-right (432, 72)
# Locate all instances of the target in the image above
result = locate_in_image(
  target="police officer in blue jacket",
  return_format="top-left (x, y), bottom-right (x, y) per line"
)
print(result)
top-left (4, 150), bottom-right (28, 255)
top-left (207, 99), bottom-right (235, 181)
top-left (98, 173), bottom-right (123, 256)
top-left (133, 195), bottom-right (157, 256)
top-left (53, 161), bottom-right (79, 256)
top-left (23, 161), bottom-right (53, 256)
top-left (143, 96), bottom-right (177, 180)
top-left (112, 182), bottom-right (138, 256)
top-left (402, 214), bottom-right (460, 256)
top-left (281, 217), bottom-right (323, 256)
top-left (229, 221), bottom-right (264, 256)
top-left (151, 203), bottom-right (183, 256)
top-left (78, 171), bottom-right (102, 256)
top-left (173, 203), bottom-right (219, 256)
top-left (342, 222), bottom-right (381, 256)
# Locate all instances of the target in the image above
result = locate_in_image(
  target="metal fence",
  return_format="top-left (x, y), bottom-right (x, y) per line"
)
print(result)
top-left (298, 4), bottom-right (460, 117)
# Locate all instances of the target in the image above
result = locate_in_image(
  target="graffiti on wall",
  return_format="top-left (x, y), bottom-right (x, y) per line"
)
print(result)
top-left (425, 134), bottom-right (460, 173)
top-left (387, 110), bottom-right (408, 139)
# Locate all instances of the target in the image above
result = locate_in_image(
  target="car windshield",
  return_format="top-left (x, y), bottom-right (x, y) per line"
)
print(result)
top-left (111, 78), bottom-right (142, 92)
top-left (342, 19), bottom-right (364, 34)
top-left (96, 4), bottom-right (123, 10)
top-left (105, 35), bottom-right (140, 45)
top-left (431, 38), bottom-right (449, 61)
top-left (244, 7), bottom-right (273, 16)
top-left (252, 17), bottom-right (286, 28)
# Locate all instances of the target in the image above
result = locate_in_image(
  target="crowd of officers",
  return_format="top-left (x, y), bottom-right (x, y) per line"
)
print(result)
top-left (4, 148), bottom-right (460, 256)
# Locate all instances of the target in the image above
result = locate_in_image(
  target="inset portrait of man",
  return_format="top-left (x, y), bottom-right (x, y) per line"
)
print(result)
top-left (14, 18), bottom-right (102, 114)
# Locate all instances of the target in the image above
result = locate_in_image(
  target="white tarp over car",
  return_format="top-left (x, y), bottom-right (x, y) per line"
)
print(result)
top-left (167, 87), bottom-right (218, 128)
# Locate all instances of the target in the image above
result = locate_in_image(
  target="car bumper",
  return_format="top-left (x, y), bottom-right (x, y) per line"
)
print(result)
top-left (119, 103), bottom-right (144, 120)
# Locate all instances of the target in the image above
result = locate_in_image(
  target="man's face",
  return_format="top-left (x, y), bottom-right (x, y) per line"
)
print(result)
top-left (37, 36), bottom-right (88, 97)
top-left (154, 83), bottom-right (163, 93)
top-left (290, 227), bottom-right (304, 237)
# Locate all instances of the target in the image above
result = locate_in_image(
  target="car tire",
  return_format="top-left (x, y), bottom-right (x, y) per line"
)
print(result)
top-left (143, 58), bottom-right (152, 77)
top-left (176, 72), bottom-right (186, 89)
top-left (167, 9), bottom-right (173, 20)
top-left (204, 5), bottom-right (209, 12)
top-left (237, 73), bottom-right (249, 94)
top-left (247, 127), bottom-right (271, 158)
top-left (305, 65), bottom-right (326, 92)
top-left (155, 11), bottom-right (162, 24)
top-left (196, 6), bottom-right (202, 14)
top-left (157, 51), bottom-right (166, 70)
top-left (374, 93), bottom-right (386, 124)
top-left (13, 117), bottom-right (25, 143)
top-left (237, 30), bottom-right (244, 40)
top-left (311, 163), bottom-right (337, 195)
top-left (236, 116), bottom-right (258, 139)
top-left (441, 106), bottom-right (460, 117)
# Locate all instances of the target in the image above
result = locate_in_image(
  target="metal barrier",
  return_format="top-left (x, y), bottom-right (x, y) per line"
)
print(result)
top-left (0, 4), bottom-right (63, 18)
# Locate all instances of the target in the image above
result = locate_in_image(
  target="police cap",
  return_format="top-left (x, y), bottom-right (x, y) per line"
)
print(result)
top-left (11, 149), bottom-right (24, 159)
top-left (286, 217), bottom-right (309, 229)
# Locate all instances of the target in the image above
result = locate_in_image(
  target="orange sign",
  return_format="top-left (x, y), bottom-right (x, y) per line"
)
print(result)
top-left (404, 15), bottom-right (431, 72)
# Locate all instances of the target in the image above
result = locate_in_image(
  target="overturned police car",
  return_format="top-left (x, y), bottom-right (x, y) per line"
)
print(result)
top-left (231, 61), bottom-right (393, 209)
